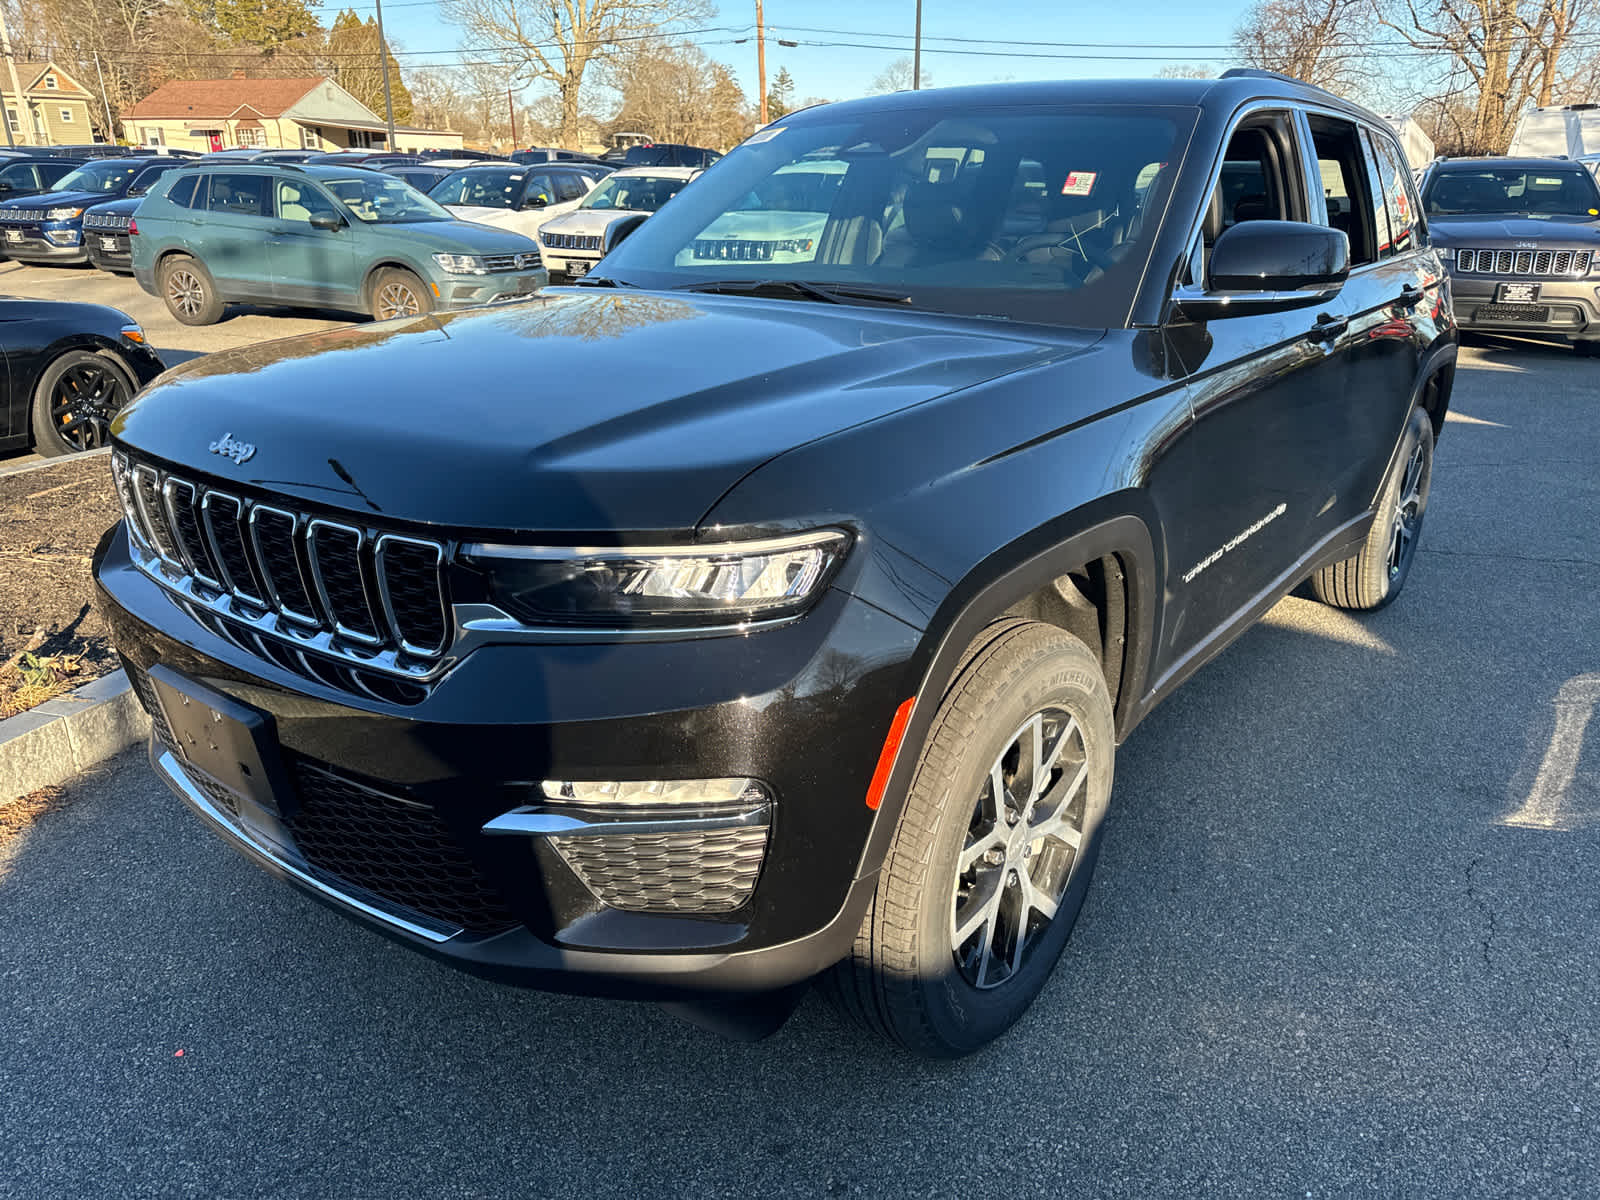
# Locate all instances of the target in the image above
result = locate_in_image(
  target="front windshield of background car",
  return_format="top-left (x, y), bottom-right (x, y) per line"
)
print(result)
top-left (578, 174), bottom-right (688, 212)
top-left (54, 160), bottom-right (141, 193)
top-left (430, 167), bottom-right (525, 208)
top-left (322, 174), bottom-right (452, 223)
top-left (1426, 168), bottom-right (1600, 217)
top-left (595, 105), bottom-right (1192, 326)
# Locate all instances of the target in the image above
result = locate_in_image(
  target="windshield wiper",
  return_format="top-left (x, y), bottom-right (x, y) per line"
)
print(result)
top-left (677, 278), bottom-right (913, 305)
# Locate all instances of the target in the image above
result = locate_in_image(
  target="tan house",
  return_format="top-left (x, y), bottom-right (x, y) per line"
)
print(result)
top-left (121, 74), bottom-right (462, 154)
top-left (2, 61), bottom-right (99, 147)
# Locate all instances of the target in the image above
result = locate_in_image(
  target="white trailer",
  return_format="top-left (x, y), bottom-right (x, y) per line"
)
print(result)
top-left (1381, 115), bottom-right (1436, 170)
top-left (1508, 105), bottom-right (1600, 158)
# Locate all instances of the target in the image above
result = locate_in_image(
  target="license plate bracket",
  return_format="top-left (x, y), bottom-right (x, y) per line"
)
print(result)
top-left (148, 664), bottom-right (296, 818)
top-left (1497, 281), bottom-right (1541, 304)
top-left (100, 236), bottom-right (119, 252)
top-left (566, 260), bottom-right (590, 277)
top-left (3, 230), bottom-right (19, 243)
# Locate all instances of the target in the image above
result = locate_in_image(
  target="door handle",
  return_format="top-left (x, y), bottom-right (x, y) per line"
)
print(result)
top-left (1397, 284), bottom-right (1425, 309)
top-left (1309, 313), bottom-right (1348, 343)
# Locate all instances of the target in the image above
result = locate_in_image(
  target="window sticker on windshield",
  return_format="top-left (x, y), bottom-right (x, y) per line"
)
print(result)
top-left (1062, 170), bottom-right (1097, 196)
top-left (744, 126), bottom-right (785, 146)
top-left (1533, 176), bottom-right (1563, 186)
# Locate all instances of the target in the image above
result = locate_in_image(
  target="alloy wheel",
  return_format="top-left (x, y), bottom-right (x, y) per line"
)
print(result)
top-left (49, 360), bottom-right (128, 451)
top-left (375, 282), bottom-right (422, 320)
top-left (951, 707), bottom-right (1091, 990)
top-left (166, 268), bottom-right (204, 317)
top-left (1388, 442), bottom-right (1428, 578)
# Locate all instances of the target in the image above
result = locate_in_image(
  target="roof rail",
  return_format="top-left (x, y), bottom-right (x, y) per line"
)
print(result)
top-left (1218, 67), bottom-right (1339, 97)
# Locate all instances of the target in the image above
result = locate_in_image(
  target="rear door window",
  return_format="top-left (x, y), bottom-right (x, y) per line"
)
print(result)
top-left (1366, 129), bottom-right (1422, 254)
top-left (166, 173), bottom-right (201, 208)
top-left (1308, 115), bottom-right (1380, 266)
top-left (204, 172), bottom-right (272, 218)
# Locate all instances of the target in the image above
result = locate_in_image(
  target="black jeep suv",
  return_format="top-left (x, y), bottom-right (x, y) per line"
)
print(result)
top-left (1417, 156), bottom-right (1600, 352)
top-left (95, 71), bottom-right (1456, 1057)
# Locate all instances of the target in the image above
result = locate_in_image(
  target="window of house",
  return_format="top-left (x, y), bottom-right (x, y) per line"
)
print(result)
top-left (237, 127), bottom-right (265, 147)
top-left (44, 75), bottom-right (58, 90)
top-left (1308, 115), bottom-right (1379, 267)
top-left (5, 110), bottom-right (17, 135)
top-left (59, 108), bottom-right (72, 123)
top-left (301, 126), bottom-right (320, 149)
top-left (142, 127), bottom-right (164, 147)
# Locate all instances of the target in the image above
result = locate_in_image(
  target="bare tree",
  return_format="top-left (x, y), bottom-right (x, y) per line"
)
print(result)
top-left (438, 0), bottom-right (710, 147)
top-left (1376, 0), bottom-right (1595, 153)
top-left (600, 38), bottom-right (750, 148)
top-left (1155, 63), bottom-right (1213, 78)
top-left (1234, 0), bottom-right (1370, 92)
top-left (870, 56), bottom-right (928, 93)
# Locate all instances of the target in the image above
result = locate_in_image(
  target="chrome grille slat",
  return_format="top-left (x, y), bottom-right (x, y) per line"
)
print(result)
top-left (1454, 246), bottom-right (1593, 276)
top-left (113, 451), bottom-right (450, 692)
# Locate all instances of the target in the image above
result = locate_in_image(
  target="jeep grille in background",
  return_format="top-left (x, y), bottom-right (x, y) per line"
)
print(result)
top-left (543, 232), bottom-right (603, 251)
top-left (1454, 248), bottom-right (1592, 276)
top-left (111, 451), bottom-right (452, 691)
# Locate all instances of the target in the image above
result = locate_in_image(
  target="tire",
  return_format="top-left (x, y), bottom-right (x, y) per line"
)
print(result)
top-left (369, 268), bottom-right (434, 320)
top-left (1310, 404), bottom-right (1433, 610)
top-left (29, 349), bottom-right (137, 457)
top-left (823, 621), bottom-right (1115, 1057)
top-left (160, 255), bottom-right (224, 326)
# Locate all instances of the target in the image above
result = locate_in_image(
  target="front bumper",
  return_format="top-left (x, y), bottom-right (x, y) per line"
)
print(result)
top-left (85, 231), bottom-right (132, 272)
top-left (1448, 271), bottom-right (1600, 337)
top-left (0, 225), bottom-right (88, 264)
top-left (431, 267), bottom-right (549, 309)
top-left (95, 521), bottom-right (918, 998)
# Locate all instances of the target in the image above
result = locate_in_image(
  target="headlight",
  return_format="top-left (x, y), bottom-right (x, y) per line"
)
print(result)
top-left (432, 252), bottom-right (489, 275)
top-left (47, 207), bottom-right (84, 220)
top-left (460, 530), bottom-right (850, 627)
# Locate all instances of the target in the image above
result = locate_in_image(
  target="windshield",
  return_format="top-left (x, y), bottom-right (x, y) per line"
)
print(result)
top-left (578, 174), bottom-right (688, 212)
top-left (1426, 168), bottom-right (1600, 217)
top-left (597, 106), bottom-right (1189, 325)
top-left (322, 175), bottom-right (452, 223)
top-left (430, 167), bottom-right (526, 208)
top-left (54, 160), bottom-right (141, 193)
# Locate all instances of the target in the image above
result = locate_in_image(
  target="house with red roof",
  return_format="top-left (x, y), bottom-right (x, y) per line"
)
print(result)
top-left (121, 73), bottom-right (461, 154)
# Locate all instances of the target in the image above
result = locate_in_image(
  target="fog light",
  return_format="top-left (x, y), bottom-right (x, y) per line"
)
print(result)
top-left (45, 229), bottom-right (80, 246)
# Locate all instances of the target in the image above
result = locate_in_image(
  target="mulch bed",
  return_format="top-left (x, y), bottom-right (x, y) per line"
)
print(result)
top-left (0, 455), bottom-right (121, 717)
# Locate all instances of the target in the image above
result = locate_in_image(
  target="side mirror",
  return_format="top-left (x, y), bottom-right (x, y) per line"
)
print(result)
top-left (1179, 220), bottom-right (1349, 319)
top-left (309, 212), bottom-right (344, 231)
top-left (602, 213), bottom-right (648, 254)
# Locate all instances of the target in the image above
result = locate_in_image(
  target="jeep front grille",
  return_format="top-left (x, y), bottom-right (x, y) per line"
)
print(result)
top-left (542, 232), bottom-right (602, 251)
top-left (112, 450), bottom-right (451, 691)
top-left (84, 213), bottom-right (131, 231)
top-left (1454, 248), bottom-right (1592, 276)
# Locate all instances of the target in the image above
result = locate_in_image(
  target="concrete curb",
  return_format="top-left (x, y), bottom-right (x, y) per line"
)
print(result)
top-left (0, 670), bottom-right (149, 805)
top-left (0, 446), bottom-right (110, 481)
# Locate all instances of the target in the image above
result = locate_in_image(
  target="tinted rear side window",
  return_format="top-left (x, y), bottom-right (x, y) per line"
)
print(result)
top-left (553, 172), bottom-right (585, 202)
top-left (0, 163), bottom-right (38, 189)
top-left (166, 173), bottom-right (200, 208)
top-left (40, 162), bottom-right (76, 186)
top-left (1367, 132), bottom-right (1423, 251)
top-left (205, 173), bottom-right (271, 217)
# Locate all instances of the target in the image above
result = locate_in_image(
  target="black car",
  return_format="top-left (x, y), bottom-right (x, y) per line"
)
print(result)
top-left (1417, 156), bottom-right (1600, 353)
top-left (0, 157), bottom-right (183, 266)
top-left (82, 161), bottom-right (193, 273)
top-left (37, 143), bottom-right (134, 158)
top-left (0, 299), bottom-right (165, 457)
top-left (0, 156), bottom-right (83, 204)
top-left (304, 152), bottom-right (422, 169)
top-left (623, 142), bottom-right (721, 168)
top-left (380, 163), bottom-right (459, 193)
top-left (96, 71), bottom-right (1456, 1057)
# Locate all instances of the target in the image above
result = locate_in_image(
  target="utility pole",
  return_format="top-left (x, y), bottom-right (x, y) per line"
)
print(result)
top-left (507, 88), bottom-right (517, 147)
top-left (756, 0), bottom-right (768, 125)
top-left (372, 0), bottom-right (398, 150)
top-left (0, 6), bottom-right (26, 146)
top-left (93, 53), bottom-right (115, 145)
top-left (913, 0), bottom-right (923, 90)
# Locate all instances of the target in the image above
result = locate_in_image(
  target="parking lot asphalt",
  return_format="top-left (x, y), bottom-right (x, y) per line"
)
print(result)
top-left (3, 339), bottom-right (1598, 1197)
top-left (1, 260), bottom-right (358, 469)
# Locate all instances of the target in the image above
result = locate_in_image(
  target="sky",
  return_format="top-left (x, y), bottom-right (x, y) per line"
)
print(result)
top-left (328, 0), bottom-right (1268, 115)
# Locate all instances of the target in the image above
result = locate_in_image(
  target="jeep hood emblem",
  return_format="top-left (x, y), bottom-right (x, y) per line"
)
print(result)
top-left (208, 432), bottom-right (256, 465)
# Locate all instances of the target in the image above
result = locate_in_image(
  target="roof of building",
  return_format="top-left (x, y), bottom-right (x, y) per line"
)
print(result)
top-left (4, 62), bottom-right (91, 97)
top-left (124, 77), bottom-right (326, 121)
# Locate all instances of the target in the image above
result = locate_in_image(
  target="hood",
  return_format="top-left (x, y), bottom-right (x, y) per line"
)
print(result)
top-left (85, 196), bottom-right (142, 217)
top-left (112, 289), bottom-right (1095, 534)
top-left (444, 204), bottom-right (517, 226)
top-left (538, 208), bottom-right (640, 238)
top-left (0, 189), bottom-right (114, 215)
top-left (1428, 213), bottom-right (1600, 245)
top-left (371, 218), bottom-right (539, 255)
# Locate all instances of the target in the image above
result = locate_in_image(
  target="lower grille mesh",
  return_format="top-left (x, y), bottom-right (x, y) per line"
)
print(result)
top-left (551, 825), bottom-right (769, 913)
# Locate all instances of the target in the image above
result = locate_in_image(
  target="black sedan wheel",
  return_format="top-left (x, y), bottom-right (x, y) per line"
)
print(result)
top-left (29, 349), bottom-right (137, 457)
